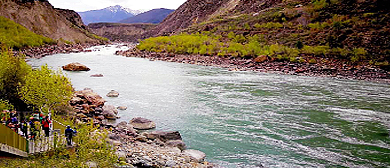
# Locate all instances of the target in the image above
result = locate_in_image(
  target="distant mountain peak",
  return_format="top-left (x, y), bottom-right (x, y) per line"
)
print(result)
top-left (105, 5), bottom-right (122, 13)
top-left (78, 5), bottom-right (145, 25)
top-left (104, 5), bottom-right (144, 15)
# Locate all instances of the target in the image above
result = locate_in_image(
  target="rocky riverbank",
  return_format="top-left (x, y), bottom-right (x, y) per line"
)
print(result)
top-left (116, 49), bottom-right (390, 83)
top-left (69, 88), bottom-right (213, 168)
top-left (14, 42), bottom-right (104, 59)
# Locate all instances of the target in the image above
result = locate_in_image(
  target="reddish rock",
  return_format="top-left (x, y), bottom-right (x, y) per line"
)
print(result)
top-left (75, 88), bottom-right (106, 107)
top-left (253, 55), bottom-right (268, 63)
top-left (90, 74), bottom-right (104, 77)
top-left (62, 62), bottom-right (90, 71)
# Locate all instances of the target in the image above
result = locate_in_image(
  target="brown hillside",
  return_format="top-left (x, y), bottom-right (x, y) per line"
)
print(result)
top-left (0, 0), bottom-right (100, 43)
top-left (146, 0), bottom-right (390, 63)
top-left (89, 23), bottom-right (155, 42)
top-left (147, 0), bottom-right (231, 36)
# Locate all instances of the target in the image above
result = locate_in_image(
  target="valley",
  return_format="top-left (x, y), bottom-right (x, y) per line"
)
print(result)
top-left (0, 0), bottom-right (389, 167)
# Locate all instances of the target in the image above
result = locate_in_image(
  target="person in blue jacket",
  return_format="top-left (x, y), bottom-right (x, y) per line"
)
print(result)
top-left (65, 125), bottom-right (74, 146)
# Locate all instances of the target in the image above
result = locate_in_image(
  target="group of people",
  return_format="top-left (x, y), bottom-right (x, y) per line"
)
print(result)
top-left (1, 110), bottom-right (77, 146)
top-left (1, 111), bottom-right (51, 139)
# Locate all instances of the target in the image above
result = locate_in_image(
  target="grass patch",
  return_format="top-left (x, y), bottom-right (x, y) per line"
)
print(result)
top-left (0, 16), bottom-right (55, 49)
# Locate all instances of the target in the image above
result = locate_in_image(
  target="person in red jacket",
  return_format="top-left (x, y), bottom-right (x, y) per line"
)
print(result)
top-left (41, 116), bottom-right (51, 137)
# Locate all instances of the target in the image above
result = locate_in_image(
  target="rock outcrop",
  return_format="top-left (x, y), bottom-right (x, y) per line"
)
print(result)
top-left (62, 63), bottom-right (90, 71)
top-left (102, 104), bottom-right (118, 119)
top-left (183, 149), bottom-right (206, 162)
top-left (69, 88), bottom-right (212, 167)
top-left (73, 88), bottom-right (105, 107)
top-left (146, 0), bottom-right (230, 36)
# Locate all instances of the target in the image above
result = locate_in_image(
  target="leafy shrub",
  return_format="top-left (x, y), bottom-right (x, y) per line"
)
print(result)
top-left (309, 58), bottom-right (317, 64)
top-left (308, 22), bottom-right (330, 31)
top-left (350, 48), bottom-right (367, 62)
top-left (0, 48), bottom-right (30, 109)
top-left (137, 33), bottom-right (371, 64)
top-left (0, 99), bottom-right (13, 111)
top-left (19, 65), bottom-right (73, 114)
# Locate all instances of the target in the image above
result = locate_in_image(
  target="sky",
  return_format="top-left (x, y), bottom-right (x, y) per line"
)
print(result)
top-left (48, 0), bottom-right (187, 12)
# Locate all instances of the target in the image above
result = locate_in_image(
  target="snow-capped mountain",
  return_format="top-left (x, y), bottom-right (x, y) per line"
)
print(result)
top-left (78, 5), bottom-right (143, 25)
top-left (105, 5), bottom-right (144, 15)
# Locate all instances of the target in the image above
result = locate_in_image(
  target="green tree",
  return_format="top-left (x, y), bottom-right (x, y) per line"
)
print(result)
top-left (19, 65), bottom-right (73, 114)
top-left (0, 99), bottom-right (13, 111)
top-left (0, 48), bottom-right (31, 110)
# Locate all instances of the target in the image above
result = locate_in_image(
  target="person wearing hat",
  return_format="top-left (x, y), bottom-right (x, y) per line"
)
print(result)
top-left (65, 125), bottom-right (74, 146)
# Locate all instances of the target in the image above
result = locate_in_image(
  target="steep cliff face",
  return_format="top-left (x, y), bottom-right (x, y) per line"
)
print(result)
top-left (0, 0), bottom-right (99, 43)
top-left (89, 23), bottom-right (155, 42)
top-left (148, 0), bottom-right (287, 36)
top-left (147, 0), bottom-right (231, 36)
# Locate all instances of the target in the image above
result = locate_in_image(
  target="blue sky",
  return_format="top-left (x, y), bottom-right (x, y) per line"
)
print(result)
top-left (48, 0), bottom-right (186, 12)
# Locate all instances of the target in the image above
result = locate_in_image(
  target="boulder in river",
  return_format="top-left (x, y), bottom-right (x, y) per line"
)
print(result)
top-left (130, 117), bottom-right (156, 130)
top-left (107, 90), bottom-right (119, 97)
top-left (102, 104), bottom-right (118, 120)
top-left (117, 106), bottom-right (127, 110)
top-left (62, 62), bottom-right (90, 71)
top-left (90, 74), bottom-right (104, 77)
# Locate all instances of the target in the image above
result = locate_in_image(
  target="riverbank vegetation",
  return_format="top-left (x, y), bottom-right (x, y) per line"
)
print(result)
top-left (0, 16), bottom-right (55, 49)
top-left (137, 32), bottom-right (368, 64)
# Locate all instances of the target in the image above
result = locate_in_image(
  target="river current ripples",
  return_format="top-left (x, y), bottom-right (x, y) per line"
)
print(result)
top-left (29, 45), bottom-right (390, 167)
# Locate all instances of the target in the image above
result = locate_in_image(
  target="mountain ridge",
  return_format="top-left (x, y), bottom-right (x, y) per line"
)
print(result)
top-left (138, 0), bottom-right (390, 69)
top-left (119, 8), bottom-right (174, 24)
top-left (78, 5), bottom-right (142, 25)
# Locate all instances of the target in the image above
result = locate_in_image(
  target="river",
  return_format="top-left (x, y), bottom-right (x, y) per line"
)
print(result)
top-left (28, 45), bottom-right (390, 167)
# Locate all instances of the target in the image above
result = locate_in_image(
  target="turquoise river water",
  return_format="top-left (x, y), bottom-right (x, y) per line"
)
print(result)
top-left (28, 45), bottom-right (390, 167)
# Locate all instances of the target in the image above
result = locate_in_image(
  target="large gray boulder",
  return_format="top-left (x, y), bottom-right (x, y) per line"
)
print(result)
top-left (129, 117), bottom-right (156, 130)
top-left (102, 104), bottom-right (118, 119)
top-left (183, 149), bottom-right (206, 162)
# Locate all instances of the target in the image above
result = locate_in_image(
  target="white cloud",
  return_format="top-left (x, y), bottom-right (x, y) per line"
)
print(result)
top-left (48, 0), bottom-right (186, 12)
